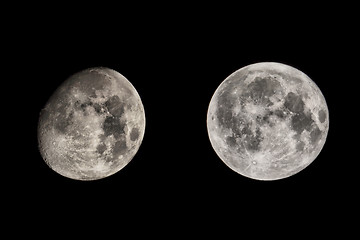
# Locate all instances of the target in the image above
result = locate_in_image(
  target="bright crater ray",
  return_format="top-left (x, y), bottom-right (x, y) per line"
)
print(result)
top-left (207, 62), bottom-right (329, 180)
top-left (38, 67), bottom-right (145, 180)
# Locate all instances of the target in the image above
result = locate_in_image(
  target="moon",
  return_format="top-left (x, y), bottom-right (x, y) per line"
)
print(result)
top-left (38, 67), bottom-right (145, 180)
top-left (207, 62), bottom-right (329, 180)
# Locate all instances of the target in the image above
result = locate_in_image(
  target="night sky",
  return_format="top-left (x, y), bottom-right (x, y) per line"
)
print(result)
top-left (6, 3), bottom-right (354, 237)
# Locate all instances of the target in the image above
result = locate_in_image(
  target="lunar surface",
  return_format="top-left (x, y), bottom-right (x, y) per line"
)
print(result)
top-left (38, 67), bottom-right (145, 180)
top-left (207, 62), bottom-right (329, 180)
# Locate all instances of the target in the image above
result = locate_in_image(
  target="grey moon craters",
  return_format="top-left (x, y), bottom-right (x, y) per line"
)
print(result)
top-left (207, 62), bottom-right (329, 180)
top-left (38, 67), bottom-right (145, 180)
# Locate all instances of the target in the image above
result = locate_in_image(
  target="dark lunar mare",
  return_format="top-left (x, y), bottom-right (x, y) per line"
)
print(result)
top-left (283, 91), bottom-right (324, 150)
top-left (103, 116), bottom-right (125, 139)
top-left (296, 141), bottom-right (305, 151)
top-left (105, 95), bottom-right (124, 117)
top-left (284, 92), bottom-right (305, 113)
top-left (318, 109), bottom-right (326, 123)
top-left (208, 63), bottom-right (329, 180)
top-left (38, 67), bottom-right (145, 180)
top-left (241, 77), bottom-right (281, 106)
top-left (291, 113), bottom-right (313, 134)
top-left (216, 79), bottom-right (323, 154)
top-left (41, 69), bottom-right (113, 135)
top-left (96, 142), bottom-right (107, 154)
top-left (50, 99), bottom-right (75, 134)
top-left (130, 128), bottom-right (140, 141)
top-left (54, 109), bottom-right (74, 134)
top-left (71, 94), bottom-right (128, 142)
top-left (310, 126), bottom-right (322, 145)
top-left (216, 77), bottom-right (278, 153)
top-left (111, 140), bottom-right (128, 161)
top-left (283, 92), bottom-right (314, 134)
top-left (43, 84), bottom-right (131, 163)
top-left (215, 71), bottom-right (250, 127)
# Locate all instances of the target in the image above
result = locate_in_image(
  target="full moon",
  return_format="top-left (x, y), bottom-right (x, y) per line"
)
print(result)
top-left (38, 67), bottom-right (145, 180)
top-left (207, 62), bottom-right (329, 180)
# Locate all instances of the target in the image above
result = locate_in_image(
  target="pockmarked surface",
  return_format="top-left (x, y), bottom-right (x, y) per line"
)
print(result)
top-left (207, 62), bottom-right (329, 180)
top-left (38, 67), bottom-right (145, 180)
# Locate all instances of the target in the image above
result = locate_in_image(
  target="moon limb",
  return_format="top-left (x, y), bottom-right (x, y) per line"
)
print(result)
top-left (38, 67), bottom-right (145, 180)
top-left (207, 62), bottom-right (329, 180)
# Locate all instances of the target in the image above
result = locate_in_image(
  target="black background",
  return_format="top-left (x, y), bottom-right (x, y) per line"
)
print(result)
top-left (6, 2), bottom-right (356, 237)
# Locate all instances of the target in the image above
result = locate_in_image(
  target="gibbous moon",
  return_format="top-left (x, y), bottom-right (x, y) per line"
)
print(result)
top-left (207, 62), bottom-right (329, 180)
top-left (38, 67), bottom-right (145, 180)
